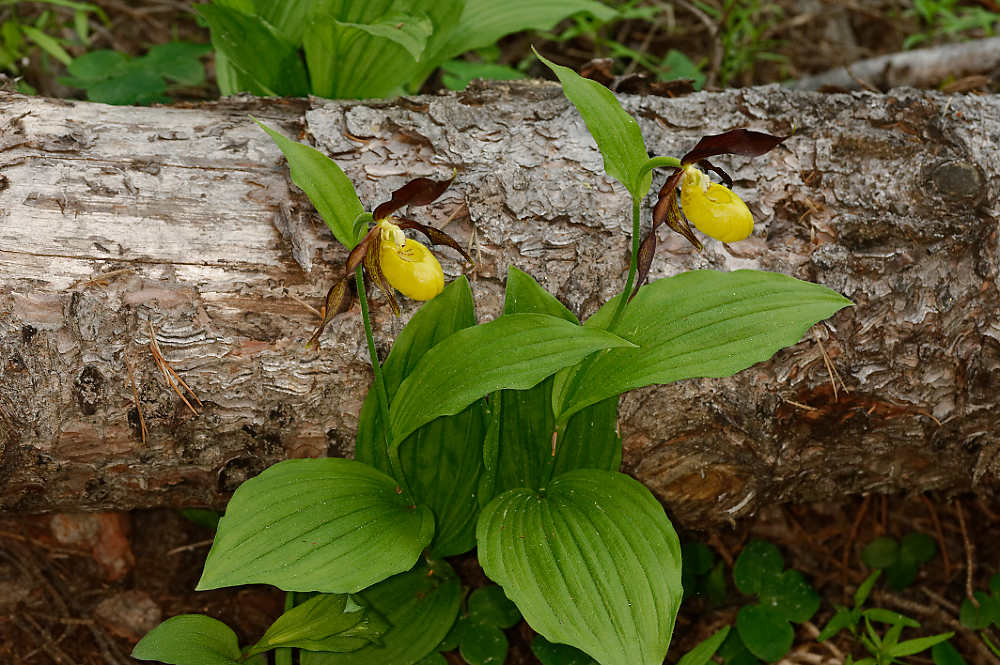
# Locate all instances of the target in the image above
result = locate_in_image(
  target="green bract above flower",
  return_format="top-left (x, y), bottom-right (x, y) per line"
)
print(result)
top-left (633, 129), bottom-right (786, 299)
top-left (308, 175), bottom-right (473, 347)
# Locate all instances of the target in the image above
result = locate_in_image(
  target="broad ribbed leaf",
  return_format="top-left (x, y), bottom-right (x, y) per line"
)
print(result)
top-left (253, 0), bottom-right (315, 42)
top-left (340, 12), bottom-right (432, 61)
top-left (477, 469), bottom-right (682, 665)
top-left (536, 50), bottom-right (650, 199)
top-left (195, 4), bottom-right (308, 97)
top-left (415, 0), bottom-right (616, 86)
top-left (132, 615), bottom-right (241, 665)
top-left (256, 119), bottom-right (364, 249)
top-left (246, 593), bottom-right (388, 656)
top-left (197, 458), bottom-right (434, 593)
top-left (303, 0), bottom-right (463, 99)
top-left (390, 313), bottom-right (634, 448)
top-left (356, 278), bottom-right (485, 557)
top-left (552, 270), bottom-right (852, 423)
top-left (302, 561), bottom-right (462, 665)
top-left (490, 268), bottom-right (620, 497)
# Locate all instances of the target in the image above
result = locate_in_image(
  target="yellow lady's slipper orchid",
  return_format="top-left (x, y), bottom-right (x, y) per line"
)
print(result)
top-left (377, 220), bottom-right (445, 301)
top-left (679, 165), bottom-right (754, 243)
top-left (633, 129), bottom-right (786, 300)
top-left (307, 176), bottom-right (472, 347)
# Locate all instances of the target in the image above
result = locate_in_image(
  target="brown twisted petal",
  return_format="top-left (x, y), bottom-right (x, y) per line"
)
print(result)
top-left (633, 189), bottom-right (701, 302)
top-left (363, 232), bottom-right (400, 316)
top-left (307, 277), bottom-right (354, 348)
top-left (696, 159), bottom-right (732, 188)
top-left (395, 219), bottom-right (474, 265)
top-left (651, 168), bottom-right (702, 250)
top-left (681, 128), bottom-right (787, 165)
top-left (372, 175), bottom-right (455, 221)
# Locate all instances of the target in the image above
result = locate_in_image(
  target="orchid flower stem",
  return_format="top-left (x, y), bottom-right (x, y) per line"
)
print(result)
top-left (355, 267), bottom-right (414, 504)
top-left (609, 197), bottom-right (642, 329)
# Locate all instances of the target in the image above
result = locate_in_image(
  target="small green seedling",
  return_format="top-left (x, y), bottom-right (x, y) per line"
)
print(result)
top-left (681, 542), bottom-right (726, 605)
top-left (853, 615), bottom-right (952, 665)
top-left (861, 533), bottom-right (937, 590)
top-left (733, 540), bottom-right (820, 662)
top-left (437, 585), bottom-right (522, 665)
top-left (819, 571), bottom-right (922, 642)
top-left (674, 626), bottom-right (731, 665)
top-left (59, 41), bottom-right (210, 105)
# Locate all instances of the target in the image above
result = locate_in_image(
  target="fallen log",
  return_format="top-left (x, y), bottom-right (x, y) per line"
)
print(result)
top-left (1, 82), bottom-right (997, 525)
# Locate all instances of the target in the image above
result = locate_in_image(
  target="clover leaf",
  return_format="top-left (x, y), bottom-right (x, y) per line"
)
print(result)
top-left (435, 584), bottom-right (523, 665)
top-left (733, 540), bottom-right (819, 662)
top-left (861, 532), bottom-right (937, 590)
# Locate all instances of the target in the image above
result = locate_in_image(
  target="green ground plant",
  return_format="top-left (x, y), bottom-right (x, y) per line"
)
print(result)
top-left (59, 41), bottom-right (209, 104)
top-left (732, 540), bottom-right (820, 662)
top-left (694, 0), bottom-right (785, 86)
top-left (132, 52), bottom-right (850, 665)
top-left (0, 0), bottom-right (107, 93)
top-left (904, 0), bottom-right (1000, 49)
top-left (861, 532), bottom-right (938, 591)
top-left (195, 0), bottom-right (616, 99)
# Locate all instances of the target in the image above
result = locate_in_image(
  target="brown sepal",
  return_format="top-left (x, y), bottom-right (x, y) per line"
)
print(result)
top-left (681, 129), bottom-right (787, 165)
top-left (372, 175), bottom-right (454, 221)
top-left (363, 232), bottom-right (400, 316)
top-left (653, 182), bottom-right (703, 252)
top-left (307, 277), bottom-right (354, 348)
top-left (346, 225), bottom-right (379, 276)
top-left (395, 219), bottom-right (474, 265)
top-left (630, 230), bottom-right (657, 302)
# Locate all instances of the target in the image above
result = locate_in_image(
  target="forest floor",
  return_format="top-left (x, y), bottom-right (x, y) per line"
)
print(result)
top-left (2, 0), bottom-right (999, 663)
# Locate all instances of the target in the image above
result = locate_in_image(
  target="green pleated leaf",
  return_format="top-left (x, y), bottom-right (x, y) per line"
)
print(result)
top-left (255, 119), bottom-right (364, 249)
top-left (301, 560), bottom-right (462, 665)
top-left (415, 0), bottom-right (615, 86)
top-left (197, 458), bottom-right (434, 593)
top-left (552, 270), bottom-right (852, 423)
top-left (252, 0), bottom-right (315, 43)
top-left (246, 593), bottom-right (389, 656)
top-left (477, 469), bottom-right (682, 665)
top-left (303, 0), bottom-right (463, 99)
top-left (195, 4), bottom-right (308, 97)
top-left (356, 278), bottom-right (485, 557)
top-left (339, 12), bottom-right (433, 61)
top-left (489, 268), bottom-right (621, 498)
top-left (536, 50), bottom-right (650, 199)
top-left (132, 615), bottom-right (241, 665)
top-left (389, 313), bottom-right (634, 449)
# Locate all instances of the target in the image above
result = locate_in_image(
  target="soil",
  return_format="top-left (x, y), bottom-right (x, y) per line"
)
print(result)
top-left (3, 0), bottom-right (999, 663)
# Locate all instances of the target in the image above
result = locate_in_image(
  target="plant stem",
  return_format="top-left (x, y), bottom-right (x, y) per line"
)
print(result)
top-left (608, 196), bottom-right (642, 329)
top-left (355, 267), bottom-right (413, 503)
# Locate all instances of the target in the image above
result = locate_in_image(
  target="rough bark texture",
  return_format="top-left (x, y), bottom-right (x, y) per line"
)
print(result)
top-left (1, 82), bottom-right (997, 526)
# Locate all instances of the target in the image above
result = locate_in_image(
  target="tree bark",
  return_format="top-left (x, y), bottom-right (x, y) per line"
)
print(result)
top-left (1, 82), bottom-right (997, 526)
